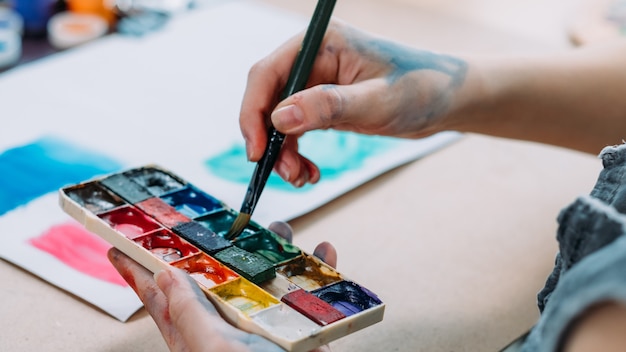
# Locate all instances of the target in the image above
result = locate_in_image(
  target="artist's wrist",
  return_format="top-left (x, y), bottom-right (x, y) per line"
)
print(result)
top-left (436, 57), bottom-right (491, 134)
top-left (439, 54), bottom-right (546, 139)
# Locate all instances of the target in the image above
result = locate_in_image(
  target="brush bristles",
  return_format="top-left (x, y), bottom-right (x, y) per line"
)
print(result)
top-left (225, 213), bottom-right (251, 240)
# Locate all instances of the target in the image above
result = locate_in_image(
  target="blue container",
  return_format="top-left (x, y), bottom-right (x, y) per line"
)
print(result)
top-left (11, 0), bottom-right (58, 36)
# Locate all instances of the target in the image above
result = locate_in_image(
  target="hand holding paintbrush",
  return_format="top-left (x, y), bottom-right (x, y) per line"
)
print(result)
top-left (226, 0), bottom-right (337, 240)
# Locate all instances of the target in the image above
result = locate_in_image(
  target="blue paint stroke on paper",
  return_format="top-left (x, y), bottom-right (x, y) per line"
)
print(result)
top-left (0, 136), bottom-right (122, 216)
top-left (204, 131), bottom-right (403, 192)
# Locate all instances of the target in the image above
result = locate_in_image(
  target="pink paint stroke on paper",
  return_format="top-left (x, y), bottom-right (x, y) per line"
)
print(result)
top-left (29, 221), bottom-right (128, 287)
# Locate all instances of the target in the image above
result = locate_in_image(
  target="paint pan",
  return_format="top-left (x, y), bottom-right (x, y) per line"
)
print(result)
top-left (233, 228), bottom-right (302, 264)
top-left (195, 210), bottom-right (268, 240)
top-left (210, 277), bottom-right (279, 315)
top-left (98, 205), bottom-right (162, 239)
top-left (101, 173), bottom-right (153, 204)
top-left (133, 228), bottom-right (199, 262)
top-left (194, 208), bottom-right (238, 237)
top-left (64, 181), bottom-right (125, 214)
top-left (250, 304), bottom-right (321, 341)
top-left (124, 166), bottom-right (186, 196)
top-left (172, 253), bottom-right (239, 288)
top-left (59, 164), bottom-right (385, 352)
top-left (213, 246), bottom-right (276, 284)
top-left (281, 289), bottom-right (345, 325)
top-left (277, 254), bottom-right (343, 291)
top-left (136, 197), bottom-right (190, 228)
top-left (312, 281), bottom-right (383, 317)
top-left (172, 220), bottom-right (232, 254)
top-left (160, 185), bottom-right (223, 218)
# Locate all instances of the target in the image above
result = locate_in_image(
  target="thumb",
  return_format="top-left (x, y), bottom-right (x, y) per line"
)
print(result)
top-left (154, 268), bottom-right (224, 349)
top-left (271, 80), bottom-right (389, 135)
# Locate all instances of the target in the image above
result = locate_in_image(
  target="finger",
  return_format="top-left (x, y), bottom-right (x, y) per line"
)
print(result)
top-left (273, 138), bottom-right (321, 187)
top-left (239, 32), bottom-right (306, 162)
top-left (313, 241), bottom-right (338, 269)
top-left (108, 248), bottom-right (166, 310)
top-left (156, 268), bottom-right (282, 351)
top-left (107, 248), bottom-right (188, 351)
top-left (301, 155), bottom-right (322, 185)
top-left (312, 346), bottom-right (333, 352)
top-left (154, 268), bottom-right (239, 351)
top-left (155, 268), bottom-right (213, 313)
top-left (268, 221), bottom-right (293, 243)
top-left (270, 80), bottom-right (392, 136)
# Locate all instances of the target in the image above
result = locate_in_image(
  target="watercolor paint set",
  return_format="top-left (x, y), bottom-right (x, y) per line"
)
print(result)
top-left (58, 165), bottom-right (384, 351)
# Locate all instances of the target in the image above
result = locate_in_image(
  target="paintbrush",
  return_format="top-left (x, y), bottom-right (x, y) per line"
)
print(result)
top-left (225, 0), bottom-right (337, 240)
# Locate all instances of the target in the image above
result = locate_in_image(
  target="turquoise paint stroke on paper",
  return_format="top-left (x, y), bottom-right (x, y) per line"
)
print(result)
top-left (204, 130), bottom-right (403, 192)
top-left (0, 136), bottom-right (122, 216)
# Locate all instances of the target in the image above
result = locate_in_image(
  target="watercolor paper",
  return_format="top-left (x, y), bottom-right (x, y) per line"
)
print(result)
top-left (0, 0), bottom-right (459, 322)
top-left (0, 193), bottom-right (142, 321)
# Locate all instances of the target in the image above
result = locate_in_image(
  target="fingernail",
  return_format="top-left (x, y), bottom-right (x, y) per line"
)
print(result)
top-left (294, 168), bottom-right (309, 188)
top-left (154, 269), bottom-right (173, 291)
top-left (272, 104), bottom-right (303, 133)
top-left (313, 246), bottom-right (328, 263)
top-left (244, 136), bottom-right (254, 161)
top-left (276, 161), bottom-right (291, 181)
top-left (107, 248), bottom-right (119, 261)
top-left (268, 221), bottom-right (293, 243)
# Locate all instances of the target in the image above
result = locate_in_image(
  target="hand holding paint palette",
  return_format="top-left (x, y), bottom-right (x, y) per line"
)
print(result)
top-left (59, 165), bottom-right (384, 351)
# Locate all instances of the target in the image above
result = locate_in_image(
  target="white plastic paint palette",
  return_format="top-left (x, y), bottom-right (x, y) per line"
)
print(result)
top-left (59, 164), bottom-right (385, 351)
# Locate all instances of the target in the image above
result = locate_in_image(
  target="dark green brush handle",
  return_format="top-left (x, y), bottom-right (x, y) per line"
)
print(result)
top-left (240, 0), bottom-right (337, 216)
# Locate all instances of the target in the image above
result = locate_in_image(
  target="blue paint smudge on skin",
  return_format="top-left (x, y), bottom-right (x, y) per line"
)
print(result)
top-left (353, 36), bottom-right (467, 86)
top-left (204, 131), bottom-right (402, 192)
top-left (0, 136), bottom-right (122, 216)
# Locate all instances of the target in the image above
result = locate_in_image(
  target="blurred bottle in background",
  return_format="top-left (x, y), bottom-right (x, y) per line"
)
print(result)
top-left (0, 0), bottom-right (195, 70)
top-left (0, 5), bottom-right (23, 69)
top-left (48, 0), bottom-right (112, 49)
top-left (66, 0), bottom-right (115, 24)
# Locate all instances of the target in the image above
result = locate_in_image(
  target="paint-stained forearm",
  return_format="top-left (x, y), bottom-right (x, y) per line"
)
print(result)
top-left (446, 39), bottom-right (626, 154)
